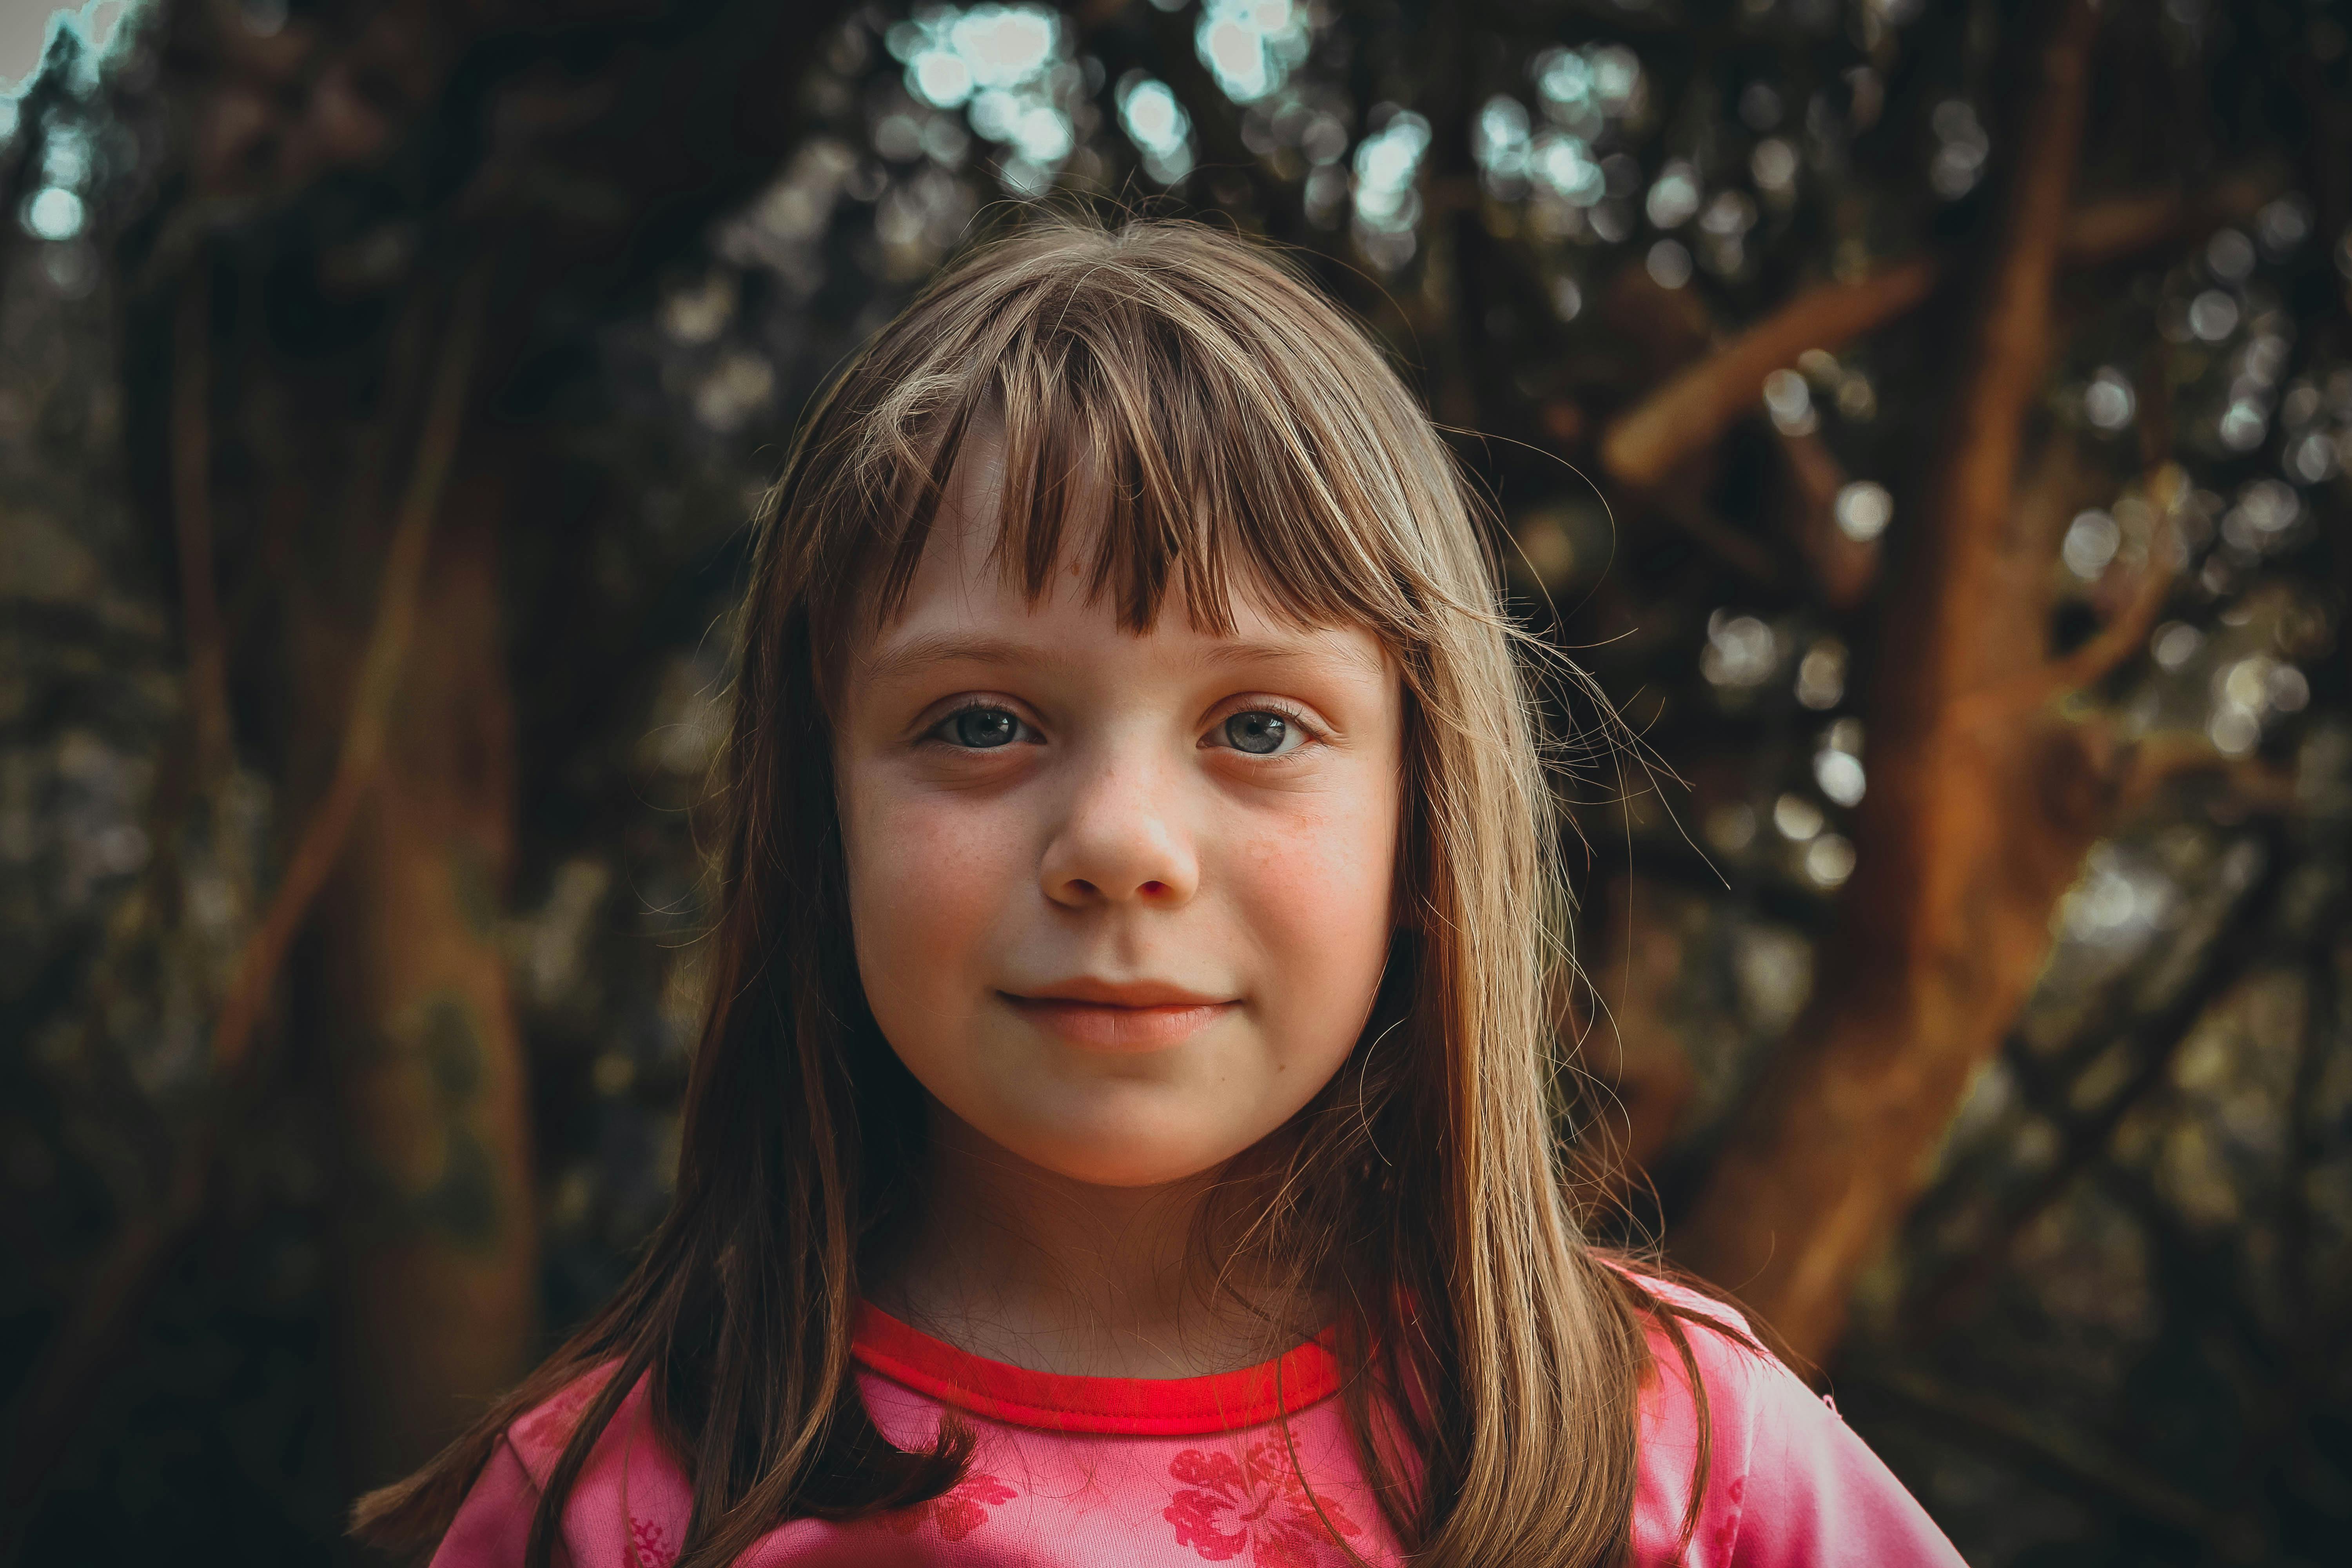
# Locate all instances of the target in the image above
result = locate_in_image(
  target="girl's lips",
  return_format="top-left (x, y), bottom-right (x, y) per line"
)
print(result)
top-left (1000, 993), bottom-right (1237, 1051)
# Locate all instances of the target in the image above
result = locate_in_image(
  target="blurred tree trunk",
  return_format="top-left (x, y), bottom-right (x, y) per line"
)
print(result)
top-left (291, 457), bottom-right (539, 1487)
top-left (1672, 0), bottom-right (2159, 1359)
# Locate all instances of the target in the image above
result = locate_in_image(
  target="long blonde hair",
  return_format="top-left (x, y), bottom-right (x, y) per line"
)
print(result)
top-left (357, 216), bottom-right (1719, 1568)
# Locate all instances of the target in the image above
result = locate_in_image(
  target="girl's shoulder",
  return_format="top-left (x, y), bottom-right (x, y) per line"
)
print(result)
top-left (1622, 1268), bottom-right (1763, 1348)
top-left (427, 1365), bottom-right (695, 1568)
top-left (1610, 1263), bottom-right (1777, 1419)
top-left (501, 1362), bottom-right (650, 1485)
top-left (1615, 1269), bottom-right (1965, 1568)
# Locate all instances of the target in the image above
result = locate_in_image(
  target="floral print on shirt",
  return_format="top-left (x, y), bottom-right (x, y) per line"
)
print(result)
top-left (629, 1515), bottom-right (678, 1568)
top-left (1163, 1440), bottom-right (1363, 1566)
top-left (885, 1471), bottom-right (1021, 1542)
top-left (511, 1376), bottom-right (600, 1455)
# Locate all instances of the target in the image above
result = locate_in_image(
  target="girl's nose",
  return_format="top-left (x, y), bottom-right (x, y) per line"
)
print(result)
top-left (1038, 751), bottom-right (1199, 909)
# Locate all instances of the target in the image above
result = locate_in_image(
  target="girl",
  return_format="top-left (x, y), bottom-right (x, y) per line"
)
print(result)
top-left (357, 219), bottom-right (1962, 1567)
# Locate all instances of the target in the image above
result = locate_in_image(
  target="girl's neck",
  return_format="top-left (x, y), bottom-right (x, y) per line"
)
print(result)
top-left (865, 1104), bottom-right (1318, 1379)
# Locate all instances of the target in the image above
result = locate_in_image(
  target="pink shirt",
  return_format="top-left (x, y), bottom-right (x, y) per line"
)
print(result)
top-left (431, 1279), bottom-right (1962, 1566)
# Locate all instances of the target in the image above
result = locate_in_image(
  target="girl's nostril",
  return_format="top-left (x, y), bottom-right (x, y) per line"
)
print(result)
top-left (1141, 880), bottom-right (1167, 897)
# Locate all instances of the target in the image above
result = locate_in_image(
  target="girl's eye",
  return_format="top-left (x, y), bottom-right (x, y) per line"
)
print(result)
top-left (1217, 710), bottom-right (1301, 757)
top-left (940, 706), bottom-right (1027, 749)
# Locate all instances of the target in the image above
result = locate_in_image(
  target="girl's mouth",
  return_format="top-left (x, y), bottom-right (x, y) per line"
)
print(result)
top-left (998, 987), bottom-right (1238, 1051)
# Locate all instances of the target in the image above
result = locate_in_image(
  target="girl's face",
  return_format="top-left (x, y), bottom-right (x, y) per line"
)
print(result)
top-left (833, 445), bottom-right (1404, 1189)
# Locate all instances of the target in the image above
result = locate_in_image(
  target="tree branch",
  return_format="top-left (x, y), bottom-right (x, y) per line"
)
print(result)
top-left (208, 263), bottom-right (486, 1077)
top-left (1600, 180), bottom-right (2270, 492)
top-left (1949, 557), bottom-right (2175, 733)
top-left (2061, 176), bottom-right (2272, 268)
top-left (2040, 561), bottom-right (2174, 693)
top-left (1601, 258), bottom-right (1936, 490)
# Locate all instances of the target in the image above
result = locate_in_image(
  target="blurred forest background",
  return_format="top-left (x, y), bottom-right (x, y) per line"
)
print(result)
top-left (1, 0), bottom-right (2347, 1562)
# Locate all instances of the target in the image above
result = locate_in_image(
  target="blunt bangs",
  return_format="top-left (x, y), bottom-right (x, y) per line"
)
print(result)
top-left (787, 221), bottom-right (1486, 661)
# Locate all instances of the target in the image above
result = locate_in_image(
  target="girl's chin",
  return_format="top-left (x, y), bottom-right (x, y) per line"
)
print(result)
top-left (1018, 1144), bottom-right (1238, 1189)
top-left (932, 1056), bottom-right (1339, 1188)
top-left (989, 1114), bottom-right (1268, 1190)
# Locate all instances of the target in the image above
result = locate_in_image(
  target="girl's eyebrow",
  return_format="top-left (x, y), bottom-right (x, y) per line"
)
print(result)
top-left (1193, 635), bottom-right (1388, 679)
top-left (860, 632), bottom-right (1076, 684)
top-left (864, 629), bottom-right (1383, 685)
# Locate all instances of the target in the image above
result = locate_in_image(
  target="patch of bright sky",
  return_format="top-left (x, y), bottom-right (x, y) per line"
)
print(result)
top-left (6, 2), bottom-right (140, 237)
top-left (1195, 0), bottom-right (1310, 105)
top-left (3, 0), bottom-right (131, 96)
top-left (1471, 44), bottom-right (1645, 208)
top-left (1117, 73), bottom-right (1192, 184)
top-left (889, 4), bottom-right (1077, 194)
top-left (1353, 112), bottom-right (1428, 233)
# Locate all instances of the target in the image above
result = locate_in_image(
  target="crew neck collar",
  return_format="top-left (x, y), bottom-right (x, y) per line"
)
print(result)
top-left (849, 1303), bottom-right (1343, 1436)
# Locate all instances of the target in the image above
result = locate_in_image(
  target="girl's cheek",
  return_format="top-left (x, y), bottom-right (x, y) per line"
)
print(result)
top-left (855, 785), bottom-right (1027, 962)
top-left (1256, 776), bottom-right (1398, 906)
top-left (1230, 793), bottom-right (1399, 994)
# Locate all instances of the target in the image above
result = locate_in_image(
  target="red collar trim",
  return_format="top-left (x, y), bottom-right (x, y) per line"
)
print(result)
top-left (849, 1304), bottom-right (1343, 1436)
